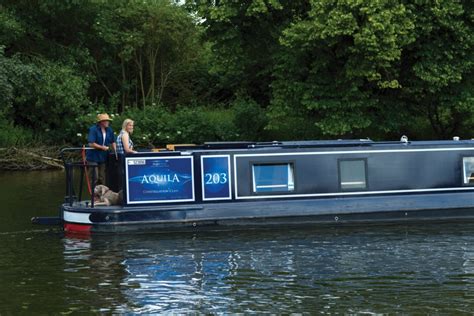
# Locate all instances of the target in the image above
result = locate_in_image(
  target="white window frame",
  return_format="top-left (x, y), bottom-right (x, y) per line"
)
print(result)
top-left (463, 157), bottom-right (474, 185)
top-left (252, 163), bottom-right (295, 193)
top-left (200, 155), bottom-right (232, 201)
top-left (339, 159), bottom-right (367, 190)
top-left (125, 156), bottom-right (195, 204)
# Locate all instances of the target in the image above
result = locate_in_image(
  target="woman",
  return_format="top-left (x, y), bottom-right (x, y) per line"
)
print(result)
top-left (116, 119), bottom-right (137, 154)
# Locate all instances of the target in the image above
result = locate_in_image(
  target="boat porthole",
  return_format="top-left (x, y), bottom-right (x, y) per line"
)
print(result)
top-left (405, 212), bottom-right (408, 216)
top-left (193, 222), bottom-right (197, 227)
top-left (105, 216), bottom-right (110, 221)
top-left (334, 216), bottom-right (339, 222)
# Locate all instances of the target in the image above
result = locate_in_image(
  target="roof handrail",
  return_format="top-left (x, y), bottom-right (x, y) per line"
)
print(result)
top-left (59, 146), bottom-right (93, 165)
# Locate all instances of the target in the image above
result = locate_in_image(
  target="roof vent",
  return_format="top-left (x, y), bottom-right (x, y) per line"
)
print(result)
top-left (400, 135), bottom-right (409, 143)
top-left (453, 136), bottom-right (460, 141)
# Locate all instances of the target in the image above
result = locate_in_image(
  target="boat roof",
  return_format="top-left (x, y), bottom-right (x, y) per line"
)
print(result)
top-left (169, 138), bottom-right (474, 152)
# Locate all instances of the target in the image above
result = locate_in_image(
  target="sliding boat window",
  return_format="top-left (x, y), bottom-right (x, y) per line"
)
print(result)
top-left (463, 157), bottom-right (474, 185)
top-left (339, 159), bottom-right (367, 190)
top-left (252, 163), bottom-right (295, 193)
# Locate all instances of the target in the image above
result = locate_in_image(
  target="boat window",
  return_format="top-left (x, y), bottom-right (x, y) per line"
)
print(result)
top-left (463, 157), bottom-right (474, 184)
top-left (339, 159), bottom-right (367, 190)
top-left (252, 163), bottom-right (295, 193)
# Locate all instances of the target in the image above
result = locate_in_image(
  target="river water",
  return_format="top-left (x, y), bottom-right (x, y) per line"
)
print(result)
top-left (1, 171), bottom-right (474, 313)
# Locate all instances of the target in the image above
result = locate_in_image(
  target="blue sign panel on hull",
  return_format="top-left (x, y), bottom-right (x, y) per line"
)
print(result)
top-left (125, 156), bottom-right (194, 204)
top-left (201, 155), bottom-right (232, 200)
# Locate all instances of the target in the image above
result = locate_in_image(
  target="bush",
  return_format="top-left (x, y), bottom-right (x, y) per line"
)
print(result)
top-left (4, 56), bottom-right (91, 144)
top-left (74, 105), bottom-right (240, 149)
top-left (171, 106), bottom-right (238, 144)
top-left (231, 97), bottom-right (268, 141)
top-left (0, 117), bottom-right (36, 147)
top-left (111, 105), bottom-right (239, 148)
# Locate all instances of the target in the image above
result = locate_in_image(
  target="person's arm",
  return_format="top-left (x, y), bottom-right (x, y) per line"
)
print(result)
top-left (88, 127), bottom-right (108, 151)
top-left (89, 142), bottom-right (109, 151)
top-left (122, 133), bottom-right (137, 154)
top-left (109, 128), bottom-right (116, 150)
top-left (109, 128), bottom-right (117, 159)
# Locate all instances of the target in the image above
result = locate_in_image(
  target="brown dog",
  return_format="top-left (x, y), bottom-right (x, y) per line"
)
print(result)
top-left (93, 185), bottom-right (122, 206)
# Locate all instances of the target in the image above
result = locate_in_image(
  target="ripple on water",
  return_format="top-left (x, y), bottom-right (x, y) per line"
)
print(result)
top-left (2, 221), bottom-right (474, 313)
top-left (3, 171), bottom-right (474, 312)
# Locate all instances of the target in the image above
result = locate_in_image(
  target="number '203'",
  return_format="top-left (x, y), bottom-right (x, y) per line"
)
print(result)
top-left (205, 173), bottom-right (228, 185)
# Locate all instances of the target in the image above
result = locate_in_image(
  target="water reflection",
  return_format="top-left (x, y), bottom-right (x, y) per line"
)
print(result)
top-left (0, 171), bottom-right (64, 232)
top-left (4, 171), bottom-right (474, 313)
top-left (61, 224), bottom-right (474, 314)
top-left (62, 235), bottom-right (131, 313)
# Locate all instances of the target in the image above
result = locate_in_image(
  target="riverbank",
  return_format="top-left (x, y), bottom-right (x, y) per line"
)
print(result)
top-left (0, 147), bottom-right (64, 171)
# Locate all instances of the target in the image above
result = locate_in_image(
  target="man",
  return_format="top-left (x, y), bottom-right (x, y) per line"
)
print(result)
top-left (86, 113), bottom-right (116, 185)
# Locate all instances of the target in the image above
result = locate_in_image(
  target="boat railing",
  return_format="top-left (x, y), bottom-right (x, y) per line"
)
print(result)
top-left (60, 147), bottom-right (97, 208)
top-left (200, 139), bottom-right (415, 150)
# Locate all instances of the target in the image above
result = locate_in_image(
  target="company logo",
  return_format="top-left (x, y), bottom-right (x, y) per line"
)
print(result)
top-left (141, 173), bottom-right (180, 184)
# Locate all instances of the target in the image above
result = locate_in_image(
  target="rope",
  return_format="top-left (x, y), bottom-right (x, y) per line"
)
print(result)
top-left (82, 145), bottom-right (92, 195)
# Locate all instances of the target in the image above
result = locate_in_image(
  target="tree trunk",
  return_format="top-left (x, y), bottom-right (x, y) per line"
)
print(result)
top-left (135, 51), bottom-right (146, 109)
top-left (158, 60), bottom-right (172, 105)
top-left (91, 60), bottom-right (113, 98)
top-left (146, 47), bottom-right (160, 106)
top-left (121, 57), bottom-right (127, 113)
top-left (147, 50), bottom-right (155, 104)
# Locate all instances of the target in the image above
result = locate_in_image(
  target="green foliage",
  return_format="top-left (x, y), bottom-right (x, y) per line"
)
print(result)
top-left (0, 124), bottom-right (36, 147)
top-left (9, 57), bottom-right (90, 142)
top-left (1, 0), bottom-right (474, 148)
top-left (400, 0), bottom-right (474, 138)
top-left (75, 105), bottom-right (239, 148)
top-left (231, 97), bottom-right (268, 141)
top-left (270, 0), bottom-right (416, 136)
top-left (0, 46), bottom-right (14, 113)
top-left (0, 113), bottom-right (36, 147)
top-left (0, 8), bottom-right (25, 46)
top-left (1, 45), bottom-right (91, 144)
top-left (91, 0), bottom-right (207, 110)
top-left (267, 0), bottom-right (474, 138)
top-left (186, 0), bottom-right (310, 105)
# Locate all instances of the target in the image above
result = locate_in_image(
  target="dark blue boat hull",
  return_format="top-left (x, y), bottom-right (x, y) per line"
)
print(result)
top-left (62, 191), bottom-right (474, 233)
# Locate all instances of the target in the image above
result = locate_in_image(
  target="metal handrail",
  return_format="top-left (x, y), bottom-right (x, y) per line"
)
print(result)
top-left (60, 146), bottom-right (93, 165)
top-left (60, 146), bottom-right (97, 208)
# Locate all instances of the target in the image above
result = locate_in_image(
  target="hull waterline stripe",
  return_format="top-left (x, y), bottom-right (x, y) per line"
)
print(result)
top-left (64, 211), bottom-right (92, 224)
top-left (235, 186), bottom-right (474, 200)
top-left (64, 223), bottom-right (92, 233)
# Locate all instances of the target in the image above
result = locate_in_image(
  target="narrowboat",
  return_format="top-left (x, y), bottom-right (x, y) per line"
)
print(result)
top-left (32, 137), bottom-right (474, 233)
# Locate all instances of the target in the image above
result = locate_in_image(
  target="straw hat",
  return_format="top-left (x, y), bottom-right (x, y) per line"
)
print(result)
top-left (96, 113), bottom-right (113, 122)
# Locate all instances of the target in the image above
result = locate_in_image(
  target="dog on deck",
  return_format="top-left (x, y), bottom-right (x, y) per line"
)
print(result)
top-left (93, 184), bottom-right (122, 206)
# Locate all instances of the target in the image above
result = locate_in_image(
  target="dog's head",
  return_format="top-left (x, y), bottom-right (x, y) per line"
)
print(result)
top-left (94, 184), bottom-right (109, 197)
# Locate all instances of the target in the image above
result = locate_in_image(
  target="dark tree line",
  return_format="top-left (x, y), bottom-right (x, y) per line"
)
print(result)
top-left (0, 0), bottom-right (473, 147)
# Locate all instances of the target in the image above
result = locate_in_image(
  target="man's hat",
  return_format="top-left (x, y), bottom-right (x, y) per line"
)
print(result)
top-left (96, 113), bottom-right (112, 122)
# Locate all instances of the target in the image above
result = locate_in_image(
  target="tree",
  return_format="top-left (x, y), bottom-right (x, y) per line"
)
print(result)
top-left (399, 0), bottom-right (474, 138)
top-left (92, 0), bottom-right (206, 110)
top-left (269, 0), bottom-right (416, 137)
top-left (269, 0), bottom-right (474, 138)
top-left (187, 0), bottom-right (311, 105)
